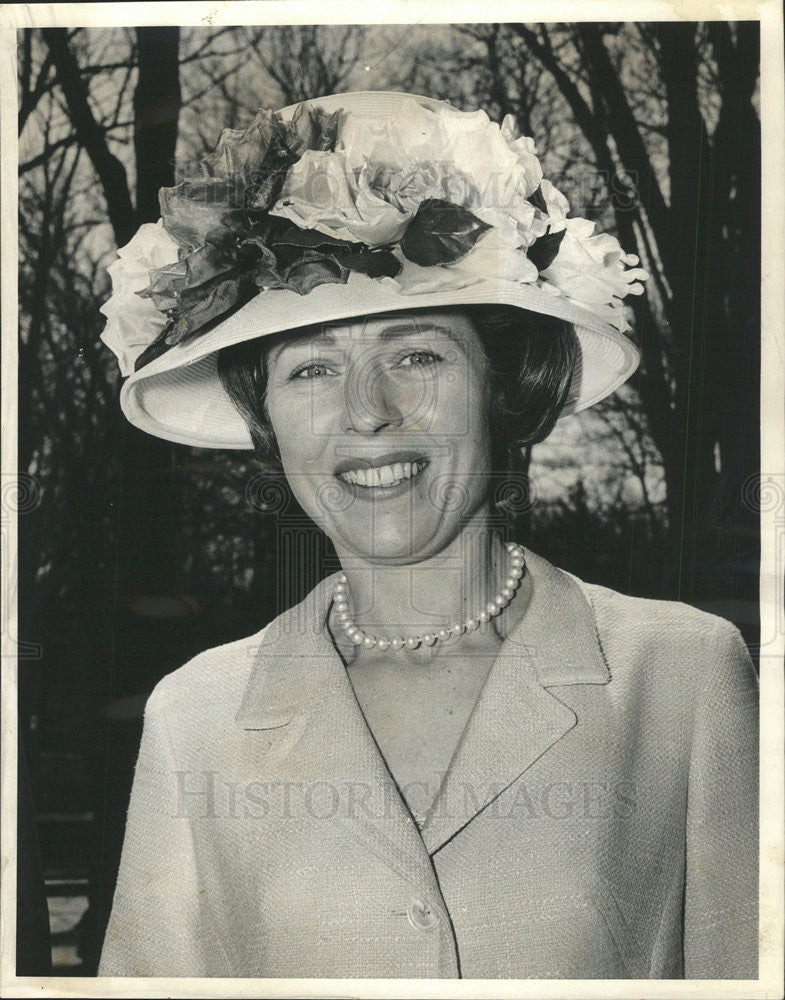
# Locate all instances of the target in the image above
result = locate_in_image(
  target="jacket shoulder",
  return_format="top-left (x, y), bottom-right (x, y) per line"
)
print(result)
top-left (580, 578), bottom-right (742, 640)
top-left (145, 623), bottom-right (272, 722)
top-left (573, 576), bottom-right (756, 689)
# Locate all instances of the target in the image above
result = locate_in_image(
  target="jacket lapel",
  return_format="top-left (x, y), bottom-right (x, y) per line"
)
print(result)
top-left (234, 575), bottom-right (442, 900)
top-left (420, 550), bottom-right (611, 855)
top-left (234, 549), bottom-right (611, 870)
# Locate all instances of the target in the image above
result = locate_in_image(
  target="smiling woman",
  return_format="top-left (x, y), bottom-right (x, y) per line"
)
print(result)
top-left (97, 92), bottom-right (758, 980)
top-left (216, 306), bottom-right (575, 561)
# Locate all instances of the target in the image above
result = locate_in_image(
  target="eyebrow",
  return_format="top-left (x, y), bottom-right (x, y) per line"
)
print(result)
top-left (378, 323), bottom-right (453, 342)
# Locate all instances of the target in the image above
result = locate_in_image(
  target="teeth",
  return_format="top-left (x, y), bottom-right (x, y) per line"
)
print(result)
top-left (339, 460), bottom-right (425, 488)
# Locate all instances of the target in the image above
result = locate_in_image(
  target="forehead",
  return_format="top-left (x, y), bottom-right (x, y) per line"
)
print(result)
top-left (267, 309), bottom-right (480, 358)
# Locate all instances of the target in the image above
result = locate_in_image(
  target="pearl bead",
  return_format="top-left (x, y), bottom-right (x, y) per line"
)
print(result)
top-left (330, 544), bottom-right (525, 654)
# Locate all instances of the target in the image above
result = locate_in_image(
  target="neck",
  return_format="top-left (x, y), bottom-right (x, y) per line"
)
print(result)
top-left (329, 510), bottom-right (529, 660)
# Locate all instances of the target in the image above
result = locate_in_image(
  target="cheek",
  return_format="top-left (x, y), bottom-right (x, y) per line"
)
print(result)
top-left (266, 397), bottom-right (313, 468)
top-left (437, 370), bottom-right (492, 452)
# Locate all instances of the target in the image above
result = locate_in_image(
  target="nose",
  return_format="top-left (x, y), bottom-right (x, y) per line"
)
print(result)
top-left (341, 365), bottom-right (405, 434)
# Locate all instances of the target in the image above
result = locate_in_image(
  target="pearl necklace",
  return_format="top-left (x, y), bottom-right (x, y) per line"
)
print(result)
top-left (332, 542), bottom-right (526, 652)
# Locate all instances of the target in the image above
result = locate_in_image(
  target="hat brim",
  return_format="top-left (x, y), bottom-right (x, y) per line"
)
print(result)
top-left (119, 271), bottom-right (639, 449)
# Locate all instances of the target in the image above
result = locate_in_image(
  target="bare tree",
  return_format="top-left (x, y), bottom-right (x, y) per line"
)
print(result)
top-left (244, 25), bottom-right (365, 104)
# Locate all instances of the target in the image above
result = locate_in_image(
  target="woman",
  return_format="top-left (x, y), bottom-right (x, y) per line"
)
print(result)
top-left (97, 92), bottom-right (758, 979)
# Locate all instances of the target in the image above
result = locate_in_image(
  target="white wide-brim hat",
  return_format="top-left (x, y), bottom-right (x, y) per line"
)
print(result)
top-left (105, 92), bottom-right (645, 450)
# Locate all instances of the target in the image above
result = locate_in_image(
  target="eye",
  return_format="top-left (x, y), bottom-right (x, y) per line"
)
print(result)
top-left (289, 361), bottom-right (339, 380)
top-left (395, 350), bottom-right (443, 368)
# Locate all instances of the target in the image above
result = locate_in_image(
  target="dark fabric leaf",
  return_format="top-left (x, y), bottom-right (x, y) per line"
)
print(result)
top-left (159, 182), bottom-right (233, 252)
top-left (170, 273), bottom-right (256, 343)
top-left (239, 235), bottom-right (278, 268)
top-left (245, 164), bottom-right (291, 212)
top-left (309, 107), bottom-right (343, 151)
top-left (287, 105), bottom-right (343, 156)
top-left (252, 251), bottom-right (348, 295)
top-left (527, 184), bottom-right (549, 214)
top-left (201, 112), bottom-right (268, 179)
top-left (220, 208), bottom-right (265, 235)
top-left (400, 199), bottom-right (491, 266)
top-left (134, 324), bottom-right (175, 372)
top-left (245, 128), bottom-right (300, 211)
top-left (137, 260), bottom-right (187, 311)
top-left (252, 265), bottom-right (296, 292)
top-left (284, 252), bottom-right (349, 295)
top-left (527, 227), bottom-right (567, 272)
top-left (273, 227), bottom-right (356, 251)
top-left (204, 223), bottom-right (241, 252)
top-left (183, 243), bottom-right (235, 289)
top-left (343, 250), bottom-right (402, 278)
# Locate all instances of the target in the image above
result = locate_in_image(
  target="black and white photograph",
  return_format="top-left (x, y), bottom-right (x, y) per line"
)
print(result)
top-left (2, 2), bottom-right (783, 995)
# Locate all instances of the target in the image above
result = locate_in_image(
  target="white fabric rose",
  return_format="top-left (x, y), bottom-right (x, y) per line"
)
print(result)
top-left (271, 99), bottom-right (545, 249)
top-left (100, 221), bottom-right (180, 376)
top-left (272, 150), bottom-right (411, 246)
top-left (542, 221), bottom-right (648, 305)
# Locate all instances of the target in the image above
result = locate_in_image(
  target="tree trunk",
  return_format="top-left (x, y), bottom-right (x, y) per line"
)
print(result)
top-left (135, 28), bottom-right (182, 221)
top-left (114, 29), bottom-right (184, 604)
top-left (42, 29), bottom-right (135, 247)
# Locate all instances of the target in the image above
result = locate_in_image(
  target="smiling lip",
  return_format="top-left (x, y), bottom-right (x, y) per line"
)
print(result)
top-left (335, 451), bottom-right (428, 490)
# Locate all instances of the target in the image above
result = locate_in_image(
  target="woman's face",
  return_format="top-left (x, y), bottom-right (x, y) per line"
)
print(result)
top-left (263, 309), bottom-right (494, 563)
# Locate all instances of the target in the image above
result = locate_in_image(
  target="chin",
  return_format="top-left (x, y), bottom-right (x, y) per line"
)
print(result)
top-left (328, 518), bottom-right (450, 565)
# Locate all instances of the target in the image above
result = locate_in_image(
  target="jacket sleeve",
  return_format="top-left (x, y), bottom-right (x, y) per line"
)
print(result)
top-left (98, 683), bottom-right (231, 977)
top-left (683, 620), bottom-right (759, 978)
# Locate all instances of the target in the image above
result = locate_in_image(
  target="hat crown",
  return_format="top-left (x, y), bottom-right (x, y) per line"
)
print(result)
top-left (277, 90), bottom-right (450, 121)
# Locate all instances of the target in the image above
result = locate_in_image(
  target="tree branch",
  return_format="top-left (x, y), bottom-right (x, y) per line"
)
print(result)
top-left (42, 27), bottom-right (135, 246)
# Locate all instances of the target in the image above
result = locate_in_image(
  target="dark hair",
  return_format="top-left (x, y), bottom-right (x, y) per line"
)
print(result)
top-left (216, 305), bottom-right (578, 474)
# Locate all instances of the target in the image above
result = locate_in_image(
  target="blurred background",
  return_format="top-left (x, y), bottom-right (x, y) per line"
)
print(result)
top-left (15, 21), bottom-right (760, 975)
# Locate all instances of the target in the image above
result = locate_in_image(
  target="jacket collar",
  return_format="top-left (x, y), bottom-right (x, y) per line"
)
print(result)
top-left (510, 549), bottom-right (610, 687)
top-left (234, 547), bottom-right (609, 731)
top-left (233, 548), bottom-right (610, 858)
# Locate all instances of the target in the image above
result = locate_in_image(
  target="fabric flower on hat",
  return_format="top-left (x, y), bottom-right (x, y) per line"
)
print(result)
top-left (393, 224), bottom-right (539, 295)
top-left (99, 94), bottom-right (648, 378)
top-left (269, 150), bottom-right (413, 246)
top-left (271, 98), bottom-right (543, 248)
top-left (540, 223), bottom-right (648, 331)
top-left (99, 221), bottom-right (180, 376)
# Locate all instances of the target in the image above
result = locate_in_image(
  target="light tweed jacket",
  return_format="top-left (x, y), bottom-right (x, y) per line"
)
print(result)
top-left (99, 549), bottom-right (758, 980)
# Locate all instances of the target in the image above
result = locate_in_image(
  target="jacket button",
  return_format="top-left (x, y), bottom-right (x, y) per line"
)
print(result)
top-left (407, 896), bottom-right (440, 931)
